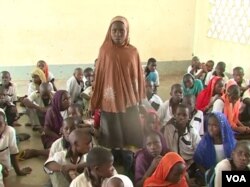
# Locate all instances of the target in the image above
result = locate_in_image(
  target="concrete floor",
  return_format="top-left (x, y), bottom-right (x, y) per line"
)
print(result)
top-left (4, 75), bottom-right (182, 187)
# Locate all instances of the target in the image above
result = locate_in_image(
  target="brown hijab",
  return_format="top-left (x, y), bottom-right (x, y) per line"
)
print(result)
top-left (91, 16), bottom-right (145, 113)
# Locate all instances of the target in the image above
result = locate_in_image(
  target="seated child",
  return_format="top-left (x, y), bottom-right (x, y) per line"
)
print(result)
top-left (205, 62), bottom-right (229, 87)
top-left (163, 104), bottom-right (201, 169)
top-left (0, 71), bottom-right (20, 126)
top-left (182, 73), bottom-right (203, 97)
top-left (106, 174), bottom-right (133, 187)
top-left (196, 76), bottom-right (224, 112)
top-left (37, 60), bottom-right (57, 91)
top-left (157, 84), bottom-right (183, 127)
top-left (182, 95), bottom-right (204, 136)
top-left (214, 140), bottom-right (250, 187)
top-left (239, 88), bottom-right (250, 124)
top-left (66, 68), bottom-right (84, 105)
top-left (42, 90), bottom-right (71, 149)
top-left (144, 58), bottom-right (160, 90)
top-left (145, 80), bottom-right (163, 111)
top-left (28, 68), bottom-right (47, 96)
top-left (212, 80), bottom-right (250, 134)
top-left (70, 147), bottom-right (116, 187)
top-left (44, 128), bottom-right (92, 187)
top-left (231, 66), bottom-right (249, 97)
top-left (193, 112), bottom-right (236, 185)
top-left (187, 56), bottom-right (201, 77)
top-left (135, 131), bottom-right (168, 187)
top-left (0, 109), bottom-right (32, 176)
top-left (203, 60), bottom-right (215, 86)
top-left (83, 67), bottom-right (94, 90)
top-left (143, 152), bottom-right (188, 187)
top-left (23, 82), bottom-right (54, 130)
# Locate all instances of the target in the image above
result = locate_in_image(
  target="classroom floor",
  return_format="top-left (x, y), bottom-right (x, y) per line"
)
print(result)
top-left (5, 75), bottom-right (182, 187)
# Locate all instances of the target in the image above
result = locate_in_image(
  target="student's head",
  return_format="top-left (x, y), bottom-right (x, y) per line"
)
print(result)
top-left (226, 84), bottom-right (240, 104)
top-left (233, 67), bottom-right (244, 84)
top-left (83, 67), bottom-right (94, 86)
top-left (73, 68), bottom-right (83, 82)
top-left (145, 79), bottom-right (155, 97)
top-left (212, 77), bottom-right (224, 95)
top-left (107, 174), bottom-right (133, 187)
top-left (68, 103), bottom-right (83, 118)
top-left (37, 60), bottom-right (47, 72)
top-left (182, 95), bottom-right (196, 114)
top-left (170, 84), bottom-right (183, 103)
top-left (110, 17), bottom-right (128, 46)
top-left (69, 128), bottom-right (92, 155)
top-left (39, 82), bottom-right (52, 99)
top-left (183, 74), bottom-right (194, 88)
top-left (61, 117), bottom-right (77, 141)
top-left (215, 62), bottom-right (226, 75)
top-left (174, 104), bottom-right (189, 129)
top-left (147, 58), bottom-right (157, 72)
top-left (86, 147), bottom-right (114, 178)
top-left (207, 113), bottom-right (221, 139)
top-left (206, 60), bottom-right (214, 72)
top-left (52, 90), bottom-right (71, 111)
top-left (145, 132), bottom-right (162, 157)
top-left (191, 56), bottom-right (200, 68)
top-left (31, 68), bottom-right (46, 85)
top-left (232, 141), bottom-right (250, 170)
top-left (166, 162), bottom-right (186, 184)
top-left (1, 71), bottom-right (11, 86)
top-left (149, 152), bottom-right (186, 185)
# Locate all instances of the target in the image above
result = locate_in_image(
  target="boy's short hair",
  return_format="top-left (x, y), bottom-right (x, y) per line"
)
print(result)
top-left (233, 66), bottom-right (244, 73)
top-left (83, 67), bottom-right (94, 74)
top-left (170, 84), bottom-right (182, 92)
top-left (147, 57), bottom-right (157, 66)
top-left (227, 84), bottom-right (240, 95)
top-left (216, 61), bottom-right (226, 68)
top-left (234, 140), bottom-right (250, 150)
top-left (207, 60), bottom-right (214, 66)
top-left (192, 56), bottom-right (199, 62)
top-left (0, 71), bottom-right (10, 76)
top-left (74, 67), bottom-right (83, 73)
top-left (86, 147), bottom-right (113, 167)
top-left (176, 103), bottom-right (189, 111)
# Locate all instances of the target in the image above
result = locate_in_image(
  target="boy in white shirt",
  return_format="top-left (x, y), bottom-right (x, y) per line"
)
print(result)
top-left (70, 147), bottom-right (116, 187)
top-left (0, 109), bottom-right (31, 176)
top-left (44, 128), bottom-right (92, 187)
top-left (67, 68), bottom-right (84, 105)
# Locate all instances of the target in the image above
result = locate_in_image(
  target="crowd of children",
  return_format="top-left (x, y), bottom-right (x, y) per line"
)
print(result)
top-left (1, 15), bottom-right (250, 187)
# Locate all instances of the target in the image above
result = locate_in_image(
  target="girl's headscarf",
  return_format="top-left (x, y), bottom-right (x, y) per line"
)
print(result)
top-left (107, 174), bottom-right (133, 187)
top-left (91, 16), bottom-right (145, 113)
top-left (196, 76), bottom-right (222, 111)
top-left (143, 152), bottom-right (187, 187)
top-left (37, 60), bottom-right (49, 81)
top-left (193, 112), bottom-right (236, 169)
top-left (221, 79), bottom-right (240, 128)
top-left (32, 68), bottom-right (46, 83)
top-left (45, 90), bottom-right (67, 131)
top-left (102, 16), bottom-right (129, 48)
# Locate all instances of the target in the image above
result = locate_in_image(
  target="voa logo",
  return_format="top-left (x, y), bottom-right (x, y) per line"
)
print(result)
top-left (226, 175), bottom-right (247, 183)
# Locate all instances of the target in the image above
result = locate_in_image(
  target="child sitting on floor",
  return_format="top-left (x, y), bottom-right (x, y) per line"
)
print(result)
top-left (0, 71), bottom-right (20, 127)
top-left (157, 84), bottom-right (183, 127)
top-left (144, 58), bottom-right (160, 91)
top-left (37, 60), bottom-right (57, 91)
top-left (193, 112), bottom-right (236, 186)
top-left (182, 95), bottom-right (204, 136)
top-left (44, 128), bottom-right (92, 187)
top-left (231, 66), bottom-right (249, 97)
top-left (0, 109), bottom-right (32, 176)
top-left (67, 68), bottom-right (84, 105)
top-left (187, 56), bottom-right (201, 77)
top-left (163, 104), bottom-right (201, 170)
top-left (182, 73), bottom-right (203, 97)
top-left (214, 140), bottom-right (250, 187)
top-left (28, 68), bottom-right (47, 96)
top-left (145, 79), bottom-right (163, 111)
top-left (70, 147), bottom-right (116, 187)
top-left (143, 152), bottom-right (188, 187)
